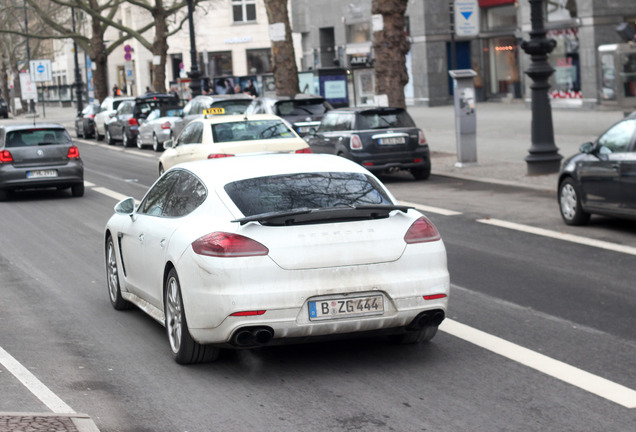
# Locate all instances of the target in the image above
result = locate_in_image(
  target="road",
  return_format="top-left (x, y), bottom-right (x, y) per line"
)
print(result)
top-left (1, 137), bottom-right (635, 432)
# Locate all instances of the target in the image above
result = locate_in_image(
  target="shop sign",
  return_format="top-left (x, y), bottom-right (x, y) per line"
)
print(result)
top-left (455, 0), bottom-right (480, 37)
top-left (349, 54), bottom-right (370, 68)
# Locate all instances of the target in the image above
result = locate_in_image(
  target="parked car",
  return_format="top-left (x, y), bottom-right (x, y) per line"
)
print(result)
top-left (74, 103), bottom-right (100, 138)
top-left (0, 123), bottom-right (84, 200)
top-left (94, 96), bottom-right (135, 141)
top-left (170, 94), bottom-right (253, 138)
top-left (106, 93), bottom-right (179, 147)
top-left (244, 94), bottom-right (332, 137)
top-left (137, 106), bottom-right (183, 152)
top-left (0, 97), bottom-right (9, 119)
top-left (159, 113), bottom-right (310, 174)
top-left (306, 106), bottom-right (432, 180)
top-left (558, 112), bottom-right (636, 225)
top-left (104, 153), bottom-right (449, 364)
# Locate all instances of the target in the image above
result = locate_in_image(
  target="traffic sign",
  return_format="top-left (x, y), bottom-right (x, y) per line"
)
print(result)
top-left (29, 59), bottom-right (52, 82)
top-left (124, 52), bottom-right (132, 61)
top-left (124, 44), bottom-right (132, 53)
top-left (455, 0), bottom-right (480, 37)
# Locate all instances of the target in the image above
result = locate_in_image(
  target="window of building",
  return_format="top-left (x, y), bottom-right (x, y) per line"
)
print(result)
top-left (485, 4), bottom-right (517, 30)
top-left (205, 51), bottom-right (233, 77)
top-left (489, 36), bottom-right (520, 96)
top-left (547, 0), bottom-right (577, 22)
top-left (547, 28), bottom-right (580, 98)
top-left (246, 48), bottom-right (271, 74)
top-left (232, 0), bottom-right (256, 23)
top-left (346, 22), bottom-right (371, 44)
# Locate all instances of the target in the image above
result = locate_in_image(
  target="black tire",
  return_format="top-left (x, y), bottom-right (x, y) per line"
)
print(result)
top-left (106, 235), bottom-right (133, 310)
top-left (71, 183), bottom-right (84, 197)
top-left (152, 134), bottom-right (162, 152)
top-left (77, 125), bottom-right (83, 139)
top-left (411, 164), bottom-right (431, 181)
top-left (106, 128), bottom-right (114, 145)
top-left (389, 325), bottom-right (438, 344)
top-left (558, 177), bottom-right (590, 225)
top-left (164, 268), bottom-right (220, 364)
top-left (0, 189), bottom-right (8, 201)
top-left (122, 130), bottom-right (131, 147)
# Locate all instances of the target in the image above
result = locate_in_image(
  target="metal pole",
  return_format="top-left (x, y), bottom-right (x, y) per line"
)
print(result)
top-left (520, 0), bottom-right (562, 175)
top-left (71, 7), bottom-right (84, 115)
top-left (23, 0), bottom-right (34, 113)
top-left (449, 1), bottom-right (457, 71)
top-left (187, 0), bottom-right (201, 97)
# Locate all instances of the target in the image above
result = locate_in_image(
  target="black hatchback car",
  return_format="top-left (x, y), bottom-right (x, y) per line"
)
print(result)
top-left (306, 107), bottom-right (431, 180)
top-left (106, 93), bottom-right (179, 147)
top-left (0, 123), bottom-right (84, 200)
top-left (245, 94), bottom-right (332, 137)
top-left (0, 97), bottom-right (9, 119)
top-left (558, 112), bottom-right (636, 225)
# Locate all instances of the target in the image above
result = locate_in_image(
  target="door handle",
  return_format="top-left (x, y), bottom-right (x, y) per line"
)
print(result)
top-left (160, 239), bottom-right (166, 248)
top-left (138, 233), bottom-right (145, 242)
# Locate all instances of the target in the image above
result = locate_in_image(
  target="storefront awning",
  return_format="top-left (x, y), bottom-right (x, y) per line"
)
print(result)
top-left (478, 0), bottom-right (516, 7)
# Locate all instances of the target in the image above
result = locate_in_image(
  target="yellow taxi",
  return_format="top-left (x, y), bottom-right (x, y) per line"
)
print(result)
top-left (158, 109), bottom-right (310, 174)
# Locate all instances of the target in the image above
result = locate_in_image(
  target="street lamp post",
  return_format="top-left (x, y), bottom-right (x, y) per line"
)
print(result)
top-left (23, 0), bottom-right (35, 113)
top-left (520, 0), bottom-right (562, 175)
top-left (187, 0), bottom-right (201, 98)
top-left (71, 7), bottom-right (84, 115)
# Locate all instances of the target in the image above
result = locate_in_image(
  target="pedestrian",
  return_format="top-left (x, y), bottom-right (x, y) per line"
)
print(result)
top-left (112, 84), bottom-right (119, 97)
top-left (243, 79), bottom-right (258, 97)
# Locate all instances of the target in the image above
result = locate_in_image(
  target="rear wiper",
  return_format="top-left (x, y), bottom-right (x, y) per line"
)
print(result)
top-left (232, 204), bottom-right (412, 226)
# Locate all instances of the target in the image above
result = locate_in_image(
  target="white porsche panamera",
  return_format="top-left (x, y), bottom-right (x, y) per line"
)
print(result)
top-left (104, 154), bottom-right (449, 364)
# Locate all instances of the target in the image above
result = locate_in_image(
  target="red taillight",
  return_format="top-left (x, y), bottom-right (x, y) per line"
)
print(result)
top-left (295, 147), bottom-right (312, 154)
top-left (350, 134), bottom-right (362, 150)
top-left (88, 114), bottom-right (96, 119)
top-left (230, 310), bottom-right (266, 316)
top-left (413, 158), bottom-right (423, 163)
top-left (362, 162), bottom-right (374, 166)
top-left (418, 130), bottom-right (427, 145)
top-left (128, 118), bottom-right (138, 126)
top-left (424, 294), bottom-right (447, 301)
top-left (207, 153), bottom-right (235, 159)
top-left (404, 216), bottom-right (440, 243)
top-left (160, 121), bottom-right (171, 130)
top-left (67, 146), bottom-right (80, 159)
top-left (192, 232), bottom-right (269, 257)
top-left (0, 150), bottom-right (13, 163)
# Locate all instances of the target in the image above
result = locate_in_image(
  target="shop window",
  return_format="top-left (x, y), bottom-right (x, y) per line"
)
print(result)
top-left (346, 22), bottom-right (371, 44)
top-left (489, 36), bottom-right (520, 96)
top-left (547, 28), bottom-right (580, 98)
top-left (247, 48), bottom-right (272, 74)
top-left (206, 52), bottom-right (233, 77)
top-left (232, 0), bottom-right (256, 23)
top-left (485, 4), bottom-right (517, 31)
top-left (547, 0), bottom-right (577, 22)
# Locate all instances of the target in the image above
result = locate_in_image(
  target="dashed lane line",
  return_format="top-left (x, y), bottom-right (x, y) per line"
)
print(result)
top-left (477, 218), bottom-right (636, 256)
top-left (440, 319), bottom-right (636, 409)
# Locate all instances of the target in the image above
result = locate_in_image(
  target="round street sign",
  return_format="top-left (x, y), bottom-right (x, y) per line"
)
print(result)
top-left (37, 65), bottom-right (45, 73)
top-left (124, 52), bottom-right (132, 61)
top-left (124, 44), bottom-right (132, 53)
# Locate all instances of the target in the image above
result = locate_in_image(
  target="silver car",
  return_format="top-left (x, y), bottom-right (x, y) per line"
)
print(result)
top-left (171, 94), bottom-right (253, 138)
top-left (94, 96), bottom-right (135, 141)
top-left (137, 106), bottom-right (183, 152)
top-left (0, 123), bottom-right (84, 200)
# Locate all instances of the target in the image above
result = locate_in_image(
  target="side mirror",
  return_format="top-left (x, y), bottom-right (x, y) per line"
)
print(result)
top-left (308, 128), bottom-right (317, 137)
top-left (115, 197), bottom-right (135, 215)
top-left (579, 142), bottom-right (595, 154)
top-left (163, 139), bottom-right (174, 150)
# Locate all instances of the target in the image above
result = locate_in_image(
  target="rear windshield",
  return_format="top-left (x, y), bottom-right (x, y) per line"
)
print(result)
top-left (358, 109), bottom-right (415, 130)
top-left (274, 100), bottom-right (329, 116)
top-left (5, 128), bottom-right (72, 147)
top-left (135, 99), bottom-right (179, 118)
top-left (211, 99), bottom-right (252, 114)
top-left (225, 172), bottom-right (392, 217)
top-left (212, 120), bottom-right (295, 142)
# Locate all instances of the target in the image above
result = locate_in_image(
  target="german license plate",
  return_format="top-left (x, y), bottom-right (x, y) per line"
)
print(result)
top-left (27, 170), bottom-right (58, 179)
top-left (298, 126), bottom-right (311, 133)
top-left (309, 295), bottom-right (384, 321)
top-left (379, 137), bottom-right (405, 145)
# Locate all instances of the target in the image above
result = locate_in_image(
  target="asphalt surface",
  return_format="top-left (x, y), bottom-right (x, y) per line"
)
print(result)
top-left (0, 100), bottom-right (627, 432)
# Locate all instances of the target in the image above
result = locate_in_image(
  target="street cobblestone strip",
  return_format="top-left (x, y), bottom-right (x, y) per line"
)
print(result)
top-left (0, 415), bottom-right (79, 432)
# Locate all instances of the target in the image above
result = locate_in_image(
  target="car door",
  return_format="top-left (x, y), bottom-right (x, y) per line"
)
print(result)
top-left (167, 121), bottom-right (205, 167)
top-left (307, 112), bottom-right (341, 154)
top-left (619, 140), bottom-right (636, 211)
top-left (139, 109), bottom-right (159, 144)
top-left (119, 171), bottom-right (180, 302)
top-left (577, 118), bottom-right (636, 212)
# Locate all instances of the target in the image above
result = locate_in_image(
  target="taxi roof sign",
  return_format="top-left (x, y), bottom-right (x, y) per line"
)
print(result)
top-left (204, 107), bottom-right (225, 117)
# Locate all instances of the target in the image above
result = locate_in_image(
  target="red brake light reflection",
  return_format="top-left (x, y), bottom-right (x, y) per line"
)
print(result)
top-left (67, 146), bottom-right (80, 159)
top-left (208, 154), bottom-right (235, 159)
top-left (424, 294), bottom-right (447, 300)
top-left (230, 310), bottom-right (266, 316)
top-left (192, 232), bottom-right (269, 257)
top-left (0, 150), bottom-right (13, 163)
top-left (295, 147), bottom-right (312, 154)
top-left (404, 216), bottom-right (440, 243)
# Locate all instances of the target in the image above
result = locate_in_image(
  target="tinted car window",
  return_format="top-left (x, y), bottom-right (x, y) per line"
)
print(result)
top-left (212, 120), bottom-right (294, 142)
top-left (211, 99), bottom-right (252, 114)
top-left (138, 171), bottom-right (180, 216)
top-left (179, 122), bottom-right (204, 145)
top-left (357, 109), bottom-right (416, 130)
top-left (5, 128), bottom-right (72, 147)
top-left (597, 118), bottom-right (636, 153)
top-left (225, 172), bottom-right (392, 216)
top-left (274, 100), bottom-right (329, 116)
top-left (163, 171), bottom-right (207, 217)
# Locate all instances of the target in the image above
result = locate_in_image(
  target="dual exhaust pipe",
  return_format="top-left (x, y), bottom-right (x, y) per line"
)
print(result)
top-left (408, 310), bottom-right (445, 331)
top-left (231, 326), bottom-right (274, 347)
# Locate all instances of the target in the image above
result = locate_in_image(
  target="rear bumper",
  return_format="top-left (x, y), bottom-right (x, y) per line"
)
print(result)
top-left (348, 149), bottom-right (431, 172)
top-left (0, 161), bottom-right (84, 191)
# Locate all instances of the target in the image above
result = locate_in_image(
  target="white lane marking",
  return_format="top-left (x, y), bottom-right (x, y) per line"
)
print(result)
top-left (398, 200), bottom-right (462, 216)
top-left (440, 319), bottom-right (636, 409)
top-left (0, 346), bottom-right (75, 413)
top-left (84, 181), bottom-right (96, 187)
top-left (477, 218), bottom-right (636, 256)
top-left (92, 187), bottom-right (129, 202)
top-left (76, 139), bottom-right (156, 158)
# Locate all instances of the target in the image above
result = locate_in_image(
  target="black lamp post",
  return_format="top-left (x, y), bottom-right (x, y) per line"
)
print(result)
top-left (187, 0), bottom-right (201, 97)
top-left (520, 0), bottom-right (562, 175)
top-left (71, 7), bottom-right (84, 115)
top-left (23, 0), bottom-right (35, 113)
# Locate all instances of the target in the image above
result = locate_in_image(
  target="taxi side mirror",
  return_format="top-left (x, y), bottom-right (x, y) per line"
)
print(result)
top-left (163, 139), bottom-right (174, 150)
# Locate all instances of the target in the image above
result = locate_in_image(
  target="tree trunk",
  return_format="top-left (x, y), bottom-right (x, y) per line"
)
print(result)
top-left (151, 7), bottom-right (169, 93)
top-left (372, 0), bottom-right (409, 108)
top-left (89, 14), bottom-right (109, 102)
top-left (264, 0), bottom-right (299, 96)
